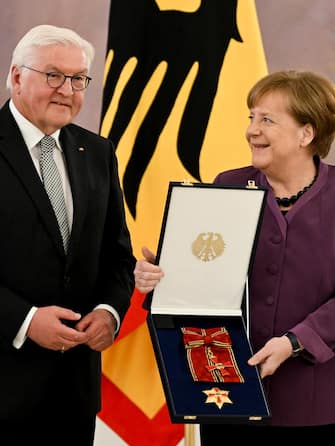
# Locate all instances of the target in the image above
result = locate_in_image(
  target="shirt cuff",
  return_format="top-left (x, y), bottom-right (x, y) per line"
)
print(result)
top-left (95, 304), bottom-right (120, 333)
top-left (13, 306), bottom-right (38, 349)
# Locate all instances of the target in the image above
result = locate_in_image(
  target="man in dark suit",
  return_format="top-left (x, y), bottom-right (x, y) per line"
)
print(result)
top-left (0, 24), bottom-right (136, 445)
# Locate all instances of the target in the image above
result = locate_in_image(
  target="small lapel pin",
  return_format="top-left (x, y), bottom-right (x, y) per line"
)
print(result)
top-left (78, 147), bottom-right (85, 152)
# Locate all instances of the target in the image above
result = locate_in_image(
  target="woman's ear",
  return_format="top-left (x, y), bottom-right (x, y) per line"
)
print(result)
top-left (300, 123), bottom-right (315, 147)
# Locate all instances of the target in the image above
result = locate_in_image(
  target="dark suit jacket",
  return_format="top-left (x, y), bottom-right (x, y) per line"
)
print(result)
top-left (215, 160), bottom-right (335, 426)
top-left (0, 100), bottom-right (135, 419)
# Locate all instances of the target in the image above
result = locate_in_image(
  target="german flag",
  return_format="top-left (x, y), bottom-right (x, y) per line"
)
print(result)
top-left (98, 1), bottom-right (267, 444)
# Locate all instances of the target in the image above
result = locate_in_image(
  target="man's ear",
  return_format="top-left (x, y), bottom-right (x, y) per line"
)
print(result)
top-left (10, 65), bottom-right (22, 94)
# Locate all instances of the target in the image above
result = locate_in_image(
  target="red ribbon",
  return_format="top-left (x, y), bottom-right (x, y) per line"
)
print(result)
top-left (181, 327), bottom-right (244, 383)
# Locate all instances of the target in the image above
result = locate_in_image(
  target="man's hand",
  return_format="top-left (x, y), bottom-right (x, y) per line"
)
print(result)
top-left (27, 306), bottom-right (88, 351)
top-left (75, 308), bottom-right (117, 351)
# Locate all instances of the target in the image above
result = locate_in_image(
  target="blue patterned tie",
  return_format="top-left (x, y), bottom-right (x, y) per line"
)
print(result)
top-left (39, 135), bottom-right (70, 253)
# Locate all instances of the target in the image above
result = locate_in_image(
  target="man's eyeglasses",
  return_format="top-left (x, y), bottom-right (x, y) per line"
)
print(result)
top-left (21, 65), bottom-right (92, 91)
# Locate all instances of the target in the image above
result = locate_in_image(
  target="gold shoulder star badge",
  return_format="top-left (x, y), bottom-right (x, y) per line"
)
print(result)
top-left (202, 387), bottom-right (233, 409)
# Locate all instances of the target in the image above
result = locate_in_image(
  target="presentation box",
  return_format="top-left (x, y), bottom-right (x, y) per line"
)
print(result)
top-left (147, 181), bottom-right (271, 424)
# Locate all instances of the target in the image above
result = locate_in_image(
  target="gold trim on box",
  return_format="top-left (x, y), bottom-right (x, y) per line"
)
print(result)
top-left (181, 178), bottom-right (194, 186)
top-left (192, 232), bottom-right (225, 262)
top-left (246, 180), bottom-right (258, 189)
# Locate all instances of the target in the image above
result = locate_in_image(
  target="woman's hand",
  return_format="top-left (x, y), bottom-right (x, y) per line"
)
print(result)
top-left (134, 246), bottom-right (165, 293)
top-left (248, 335), bottom-right (293, 378)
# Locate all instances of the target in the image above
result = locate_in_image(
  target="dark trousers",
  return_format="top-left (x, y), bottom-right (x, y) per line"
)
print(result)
top-left (0, 415), bottom-right (96, 446)
top-left (200, 423), bottom-right (335, 444)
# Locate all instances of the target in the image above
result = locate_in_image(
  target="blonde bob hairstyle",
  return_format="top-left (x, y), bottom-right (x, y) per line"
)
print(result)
top-left (247, 70), bottom-right (335, 158)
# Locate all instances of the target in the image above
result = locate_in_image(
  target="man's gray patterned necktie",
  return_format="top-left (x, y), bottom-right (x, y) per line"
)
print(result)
top-left (39, 135), bottom-right (70, 253)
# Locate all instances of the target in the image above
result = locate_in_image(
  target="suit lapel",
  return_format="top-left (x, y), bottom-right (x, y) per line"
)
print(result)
top-left (0, 106), bottom-right (65, 256)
